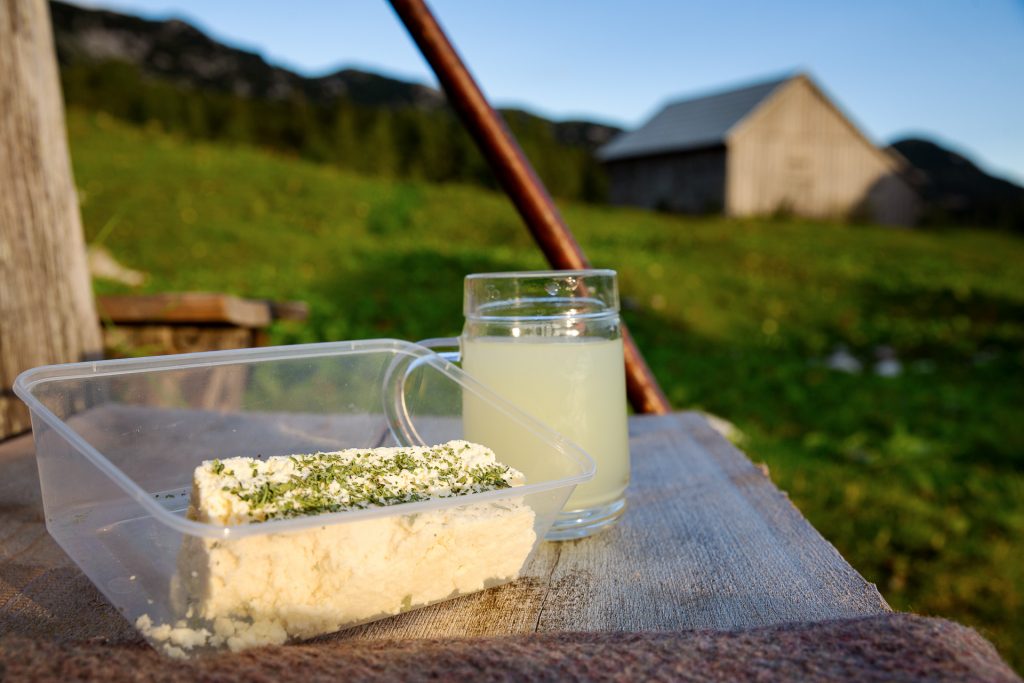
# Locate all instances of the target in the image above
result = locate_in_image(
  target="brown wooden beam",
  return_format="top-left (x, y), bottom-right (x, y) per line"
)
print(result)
top-left (97, 293), bottom-right (272, 328)
top-left (389, 0), bottom-right (671, 415)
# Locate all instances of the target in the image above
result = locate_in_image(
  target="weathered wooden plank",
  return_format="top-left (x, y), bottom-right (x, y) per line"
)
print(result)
top-left (265, 299), bottom-right (311, 322)
top-left (96, 293), bottom-right (272, 328)
top-left (0, 411), bottom-right (889, 646)
top-left (0, 0), bottom-right (102, 439)
top-left (345, 414), bottom-right (889, 640)
top-left (104, 325), bottom-right (255, 357)
top-left (727, 75), bottom-right (918, 225)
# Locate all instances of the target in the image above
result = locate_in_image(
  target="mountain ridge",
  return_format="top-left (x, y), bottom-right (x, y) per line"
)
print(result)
top-left (49, 0), bottom-right (621, 150)
top-left (890, 138), bottom-right (1024, 229)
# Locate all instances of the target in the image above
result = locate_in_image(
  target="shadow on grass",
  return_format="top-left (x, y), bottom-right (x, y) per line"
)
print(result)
top-left (823, 279), bottom-right (1024, 360)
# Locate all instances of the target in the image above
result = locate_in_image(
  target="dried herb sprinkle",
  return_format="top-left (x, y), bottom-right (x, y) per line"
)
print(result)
top-left (200, 441), bottom-right (522, 523)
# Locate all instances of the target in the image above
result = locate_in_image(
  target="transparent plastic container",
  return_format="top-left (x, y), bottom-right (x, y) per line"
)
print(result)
top-left (13, 340), bottom-right (594, 657)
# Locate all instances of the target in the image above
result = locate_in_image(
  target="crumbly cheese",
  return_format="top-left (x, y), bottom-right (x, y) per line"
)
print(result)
top-left (138, 441), bottom-right (536, 657)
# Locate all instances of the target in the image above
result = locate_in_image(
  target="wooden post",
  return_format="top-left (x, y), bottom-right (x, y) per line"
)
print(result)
top-left (389, 0), bottom-right (671, 414)
top-left (0, 0), bottom-right (102, 438)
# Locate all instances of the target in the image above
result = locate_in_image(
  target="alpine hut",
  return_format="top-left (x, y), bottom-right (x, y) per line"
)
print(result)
top-left (597, 73), bottom-right (919, 225)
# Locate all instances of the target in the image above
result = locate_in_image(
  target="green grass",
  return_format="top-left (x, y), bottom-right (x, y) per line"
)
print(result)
top-left (68, 110), bottom-right (1024, 668)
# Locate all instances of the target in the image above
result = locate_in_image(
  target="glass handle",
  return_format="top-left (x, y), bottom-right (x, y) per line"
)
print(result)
top-left (417, 337), bottom-right (461, 364)
top-left (382, 337), bottom-right (461, 448)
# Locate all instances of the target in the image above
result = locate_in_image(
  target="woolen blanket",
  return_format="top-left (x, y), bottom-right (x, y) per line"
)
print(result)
top-left (0, 613), bottom-right (1018, 682)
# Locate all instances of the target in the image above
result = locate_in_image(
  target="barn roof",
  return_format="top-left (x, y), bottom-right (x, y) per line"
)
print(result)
top-left (597, 75), bottom-right (793, 162)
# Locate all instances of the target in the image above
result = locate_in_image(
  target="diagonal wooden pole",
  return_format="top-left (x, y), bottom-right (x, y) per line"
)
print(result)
top-left (389, 0), bottom-right (671, 415)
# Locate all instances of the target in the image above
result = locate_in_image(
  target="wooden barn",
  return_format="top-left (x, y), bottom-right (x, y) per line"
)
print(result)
top-left (597, 73), bottom-right (919, 225)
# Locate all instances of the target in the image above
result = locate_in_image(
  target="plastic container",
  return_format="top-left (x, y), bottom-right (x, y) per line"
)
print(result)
top-left (13, 340), bottom-right (594, 656)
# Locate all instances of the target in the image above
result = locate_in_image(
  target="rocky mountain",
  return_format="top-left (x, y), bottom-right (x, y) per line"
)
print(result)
top-left (49, 1), bottom-right (620, 150)
top-left (50, 1), bottom-right (444, 108)
top-left (891, 138), bottom-right (1024, 230)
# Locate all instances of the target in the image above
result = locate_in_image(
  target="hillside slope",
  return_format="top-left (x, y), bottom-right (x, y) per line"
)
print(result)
top-left (67, 110), bottom-right (1024, 669)
top-left (891, 138), bottom-right (1024, 230)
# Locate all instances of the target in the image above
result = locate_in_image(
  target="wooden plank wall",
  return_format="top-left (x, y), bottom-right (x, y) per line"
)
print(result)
top-left (606, 148), bottom-right (727, 213)
top-left (726, 77), bottom-right (919, 225)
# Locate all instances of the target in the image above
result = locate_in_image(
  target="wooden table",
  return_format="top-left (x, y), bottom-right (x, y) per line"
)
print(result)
top-left (0, 411), bottom-right (889, 644)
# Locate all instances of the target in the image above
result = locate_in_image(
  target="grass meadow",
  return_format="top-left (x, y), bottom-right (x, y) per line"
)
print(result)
top-left (69, 111), bottom-right (1024, 668)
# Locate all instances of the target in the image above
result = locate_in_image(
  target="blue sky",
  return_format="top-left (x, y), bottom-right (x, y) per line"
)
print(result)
top-left (79, 0), bottom-right (1024, 184)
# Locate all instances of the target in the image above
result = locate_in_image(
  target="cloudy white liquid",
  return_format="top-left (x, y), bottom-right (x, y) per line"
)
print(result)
top-left (462, 336), bottom-right (630, 510)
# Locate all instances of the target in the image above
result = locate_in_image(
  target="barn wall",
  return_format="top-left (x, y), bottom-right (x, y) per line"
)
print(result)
top-left (726, 78), bottom-right (919, 225)
top-left (606, 147), bottom-right (726, 213)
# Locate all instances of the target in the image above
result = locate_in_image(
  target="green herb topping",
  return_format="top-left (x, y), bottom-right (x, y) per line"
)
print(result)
top-left (201, 441), bottom-right (522, 523)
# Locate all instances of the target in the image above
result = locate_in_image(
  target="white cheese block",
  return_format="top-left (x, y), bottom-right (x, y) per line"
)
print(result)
top-left (139, 441), bottom-right (537, 656)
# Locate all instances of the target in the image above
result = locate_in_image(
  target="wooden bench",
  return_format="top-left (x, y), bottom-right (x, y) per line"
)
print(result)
top-left (0, 294), bottom-right (309, 441)
top-left (98, 293), bottom-right (309, 356)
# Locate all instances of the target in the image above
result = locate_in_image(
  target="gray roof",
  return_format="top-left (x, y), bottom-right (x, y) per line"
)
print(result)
top-left (597, 75), bottom-right (793, 162)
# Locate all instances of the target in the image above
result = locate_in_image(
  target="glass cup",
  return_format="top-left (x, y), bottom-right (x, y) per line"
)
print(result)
top-left (421, 270), bottom-right (630, 540)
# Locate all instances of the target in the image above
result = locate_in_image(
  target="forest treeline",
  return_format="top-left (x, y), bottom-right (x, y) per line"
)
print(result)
top-left (60, 61), bottom-right (610, 202)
